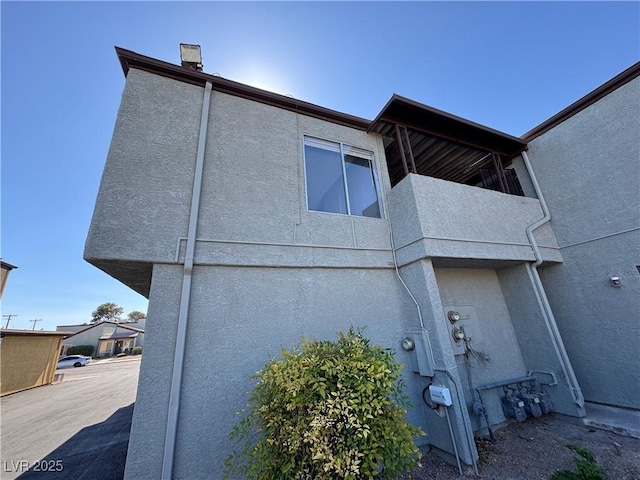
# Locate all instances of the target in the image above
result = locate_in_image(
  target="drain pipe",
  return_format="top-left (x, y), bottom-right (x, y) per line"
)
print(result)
top-left (382, 169), bottom-right (436, 370)
top-left (383, 174), bottom-right (477, 474)
top-left (521, 150), bottom-right (584, 408)
top-left (161, 81), bottom-right (213, 480)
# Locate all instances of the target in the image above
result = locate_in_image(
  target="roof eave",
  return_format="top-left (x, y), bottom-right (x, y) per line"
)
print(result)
top-left (114, 47), bottom-right (371, 131)
top-left (522, 61), bottom-right (640, 142)
top-left (0, 329), bottom-right (72, 337)
top-left (370, 94), bottom-right (527, 157)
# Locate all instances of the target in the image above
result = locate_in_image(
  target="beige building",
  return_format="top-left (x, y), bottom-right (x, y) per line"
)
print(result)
top-left (0, 329), bottom-right (70, 396)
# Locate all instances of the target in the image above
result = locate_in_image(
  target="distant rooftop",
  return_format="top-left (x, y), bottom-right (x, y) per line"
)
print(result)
top-left (0, 329), bottom-right (72, 337)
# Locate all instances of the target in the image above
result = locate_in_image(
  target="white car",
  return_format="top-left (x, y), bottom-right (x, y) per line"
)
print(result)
top-left (57, 355), bottom-right (91, 369)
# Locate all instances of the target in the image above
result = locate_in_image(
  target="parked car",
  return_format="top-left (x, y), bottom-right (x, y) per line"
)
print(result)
top-left (57, 355), bottom-right (91, 369)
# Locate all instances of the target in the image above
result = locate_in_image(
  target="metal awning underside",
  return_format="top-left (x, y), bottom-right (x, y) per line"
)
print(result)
top-left (369, 95), bottom-right (528, 187)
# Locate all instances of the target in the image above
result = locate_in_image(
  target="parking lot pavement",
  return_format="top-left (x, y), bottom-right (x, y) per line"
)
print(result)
top-left (0, 359), bottom-right (140, 480)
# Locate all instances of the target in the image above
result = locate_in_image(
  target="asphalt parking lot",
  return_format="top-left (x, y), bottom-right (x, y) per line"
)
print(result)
top-left (0, 358), bottom-right (140, 480)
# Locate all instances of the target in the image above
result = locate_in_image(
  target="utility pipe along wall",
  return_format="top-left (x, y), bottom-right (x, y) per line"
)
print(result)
top-left (161, 81), bottom-right (213, 480)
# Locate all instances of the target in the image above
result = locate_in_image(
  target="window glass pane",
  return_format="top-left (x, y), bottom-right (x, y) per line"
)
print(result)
top-left (345, 154), bottom-right (381, 218)
top-left (304, 144), bottom-right (347, 214)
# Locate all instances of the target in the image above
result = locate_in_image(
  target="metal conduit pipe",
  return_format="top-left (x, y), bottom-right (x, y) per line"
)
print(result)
top-left (436, 367), bottom-right (479, 476)
top-left (444, 407), bottom-right (463, 476)
top-left (381, 162), bottom-right (436, 370)
top-left (382, 164), bottom-right (477, 474)
top-left (476, 376), bottom-right (537, 392)
top-left (161, 81), bottom-right (213, 480)
top-left (521, 150), bottom-right (584, 408)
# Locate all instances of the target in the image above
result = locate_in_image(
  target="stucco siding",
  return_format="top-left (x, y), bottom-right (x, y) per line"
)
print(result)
top-left (85, 69), bottom-right (199, 265)
top-left (528, 77), bottom-right (639, 247)
top-left (389, 174), bottom-right (562, 267)
top-left (91, 63), bottom-right (599, 477)
top-left (125, 264), bottom-right (182, 480)
top-left (112, 73), bottom-right (428, 478)
top-left (434, 268), bottom-right (528, 431)
top-left (195, 90), bottom-right (392, 261)
top-left (497, 264), bottom-right (585, 416)
top-left (125, 264), bottom-right (423, 479)
top-left (538, 233), bottom-right (640, 408)
top-left (527, 76), bottom-right (640, 409)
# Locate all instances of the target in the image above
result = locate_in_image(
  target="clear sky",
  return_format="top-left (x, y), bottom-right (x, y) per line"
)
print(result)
top-left (1, 1), bottom-right (638, 331)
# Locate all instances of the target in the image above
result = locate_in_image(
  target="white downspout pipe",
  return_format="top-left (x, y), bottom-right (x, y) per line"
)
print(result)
top-left (521, 150), bottom-right (584, 408)
top-left (161, 81), bottom-right (213, 479)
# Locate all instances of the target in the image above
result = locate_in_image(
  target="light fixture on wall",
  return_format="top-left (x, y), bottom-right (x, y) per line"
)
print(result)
top-left (610, 276), bottom-right (621, 287)
top-left (447, 311), bottom-right (461, 323)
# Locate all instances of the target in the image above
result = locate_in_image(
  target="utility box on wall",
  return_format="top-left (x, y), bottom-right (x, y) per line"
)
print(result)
top-left (442, 305), bottom-right (482, 356)
top-left (402, 331), bottom-right (434, 377)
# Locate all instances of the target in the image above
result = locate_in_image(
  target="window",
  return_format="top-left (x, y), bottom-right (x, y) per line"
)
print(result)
top-left (303, 137), bottom-right (382, 218)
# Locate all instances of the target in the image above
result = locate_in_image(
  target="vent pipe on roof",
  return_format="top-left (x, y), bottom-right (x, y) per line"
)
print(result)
top-left (179, 43), bottom-right (203, 71)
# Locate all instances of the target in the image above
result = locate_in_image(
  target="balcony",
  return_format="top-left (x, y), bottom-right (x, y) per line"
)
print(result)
top-left (388, 174), bottom-right (562, 268)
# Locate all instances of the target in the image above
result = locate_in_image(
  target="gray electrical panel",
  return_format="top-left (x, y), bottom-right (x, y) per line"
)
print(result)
top-left (402, 330), bottom-right (434, 377)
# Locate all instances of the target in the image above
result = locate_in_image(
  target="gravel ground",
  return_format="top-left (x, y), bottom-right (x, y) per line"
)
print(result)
top-left (408, 414), bottom-right (640, 479)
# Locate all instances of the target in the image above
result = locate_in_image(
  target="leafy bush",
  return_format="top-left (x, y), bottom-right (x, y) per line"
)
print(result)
top-left (550, 445), bottom-right (606, 480)
top-left (225, 328), bottom-right (423, 479)
top-left (67, 345), bottom-right (94, 357)
top-left (132, 346), bottom-right (143, 355)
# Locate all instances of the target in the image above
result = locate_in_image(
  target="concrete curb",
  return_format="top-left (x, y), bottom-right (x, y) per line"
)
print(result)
top-left (583, 401), bottom-right (640, 439)
top-left (583, 419), bottom-right (640, 439)
top-left (89, 357), bottom-right (142, 366)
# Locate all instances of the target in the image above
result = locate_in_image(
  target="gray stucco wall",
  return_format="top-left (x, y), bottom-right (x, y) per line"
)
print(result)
top-left (92, 65), bottom-right (591, 479)
top-left (497, 264), bottom-right (585, 417)
top-left (126, 264), bottom-right (426, 479)
top-left (395, 259), bottom-right (478, 466)
top-left (85, 69), bottom-right (198, 265)
top-left (526, 76), bottom-right (640, 409)
top-left (111, 70), bottom-right (430, 478)
top-left (389, 174), bottom-right (562, 267)
top-left (509, 155), bottom-right (537, 199)
top-left (434, 268), bottom-right (528, 432)
top-left (86, 69), bottom-right (393, 271)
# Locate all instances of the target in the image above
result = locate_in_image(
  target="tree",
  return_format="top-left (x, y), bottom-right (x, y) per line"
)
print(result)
top-left (91, 303), bottom-right (124, 323)
top-left (126, 311), bottom-right (146, 322)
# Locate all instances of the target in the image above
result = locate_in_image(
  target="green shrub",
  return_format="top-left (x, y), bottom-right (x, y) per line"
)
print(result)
top-left (550, 445), bottom-right (606, 480)
top-left (67, 345), bottom-right (94, 357)
top-left (132, 346), bottom-right (143, 355)
top-left (224, 327), bottom-right (424, 480)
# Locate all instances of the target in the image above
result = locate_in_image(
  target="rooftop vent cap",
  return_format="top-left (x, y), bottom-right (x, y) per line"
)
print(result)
top-left (180, 44), bottom-right (203, 71)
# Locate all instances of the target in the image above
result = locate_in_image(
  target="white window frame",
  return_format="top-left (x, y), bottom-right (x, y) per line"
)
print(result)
top-left (302, 136), bottom-right (384, 219)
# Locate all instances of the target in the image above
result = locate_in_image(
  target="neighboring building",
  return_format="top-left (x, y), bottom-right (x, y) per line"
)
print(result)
top-left (0, 260), bottom-right (17, 299)
top-left (84, 47), bottom-right (638, 479)
top-left (0, 329), bottom-right (70, 396)
top-left (57, 320), bottom-right (145, 358)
